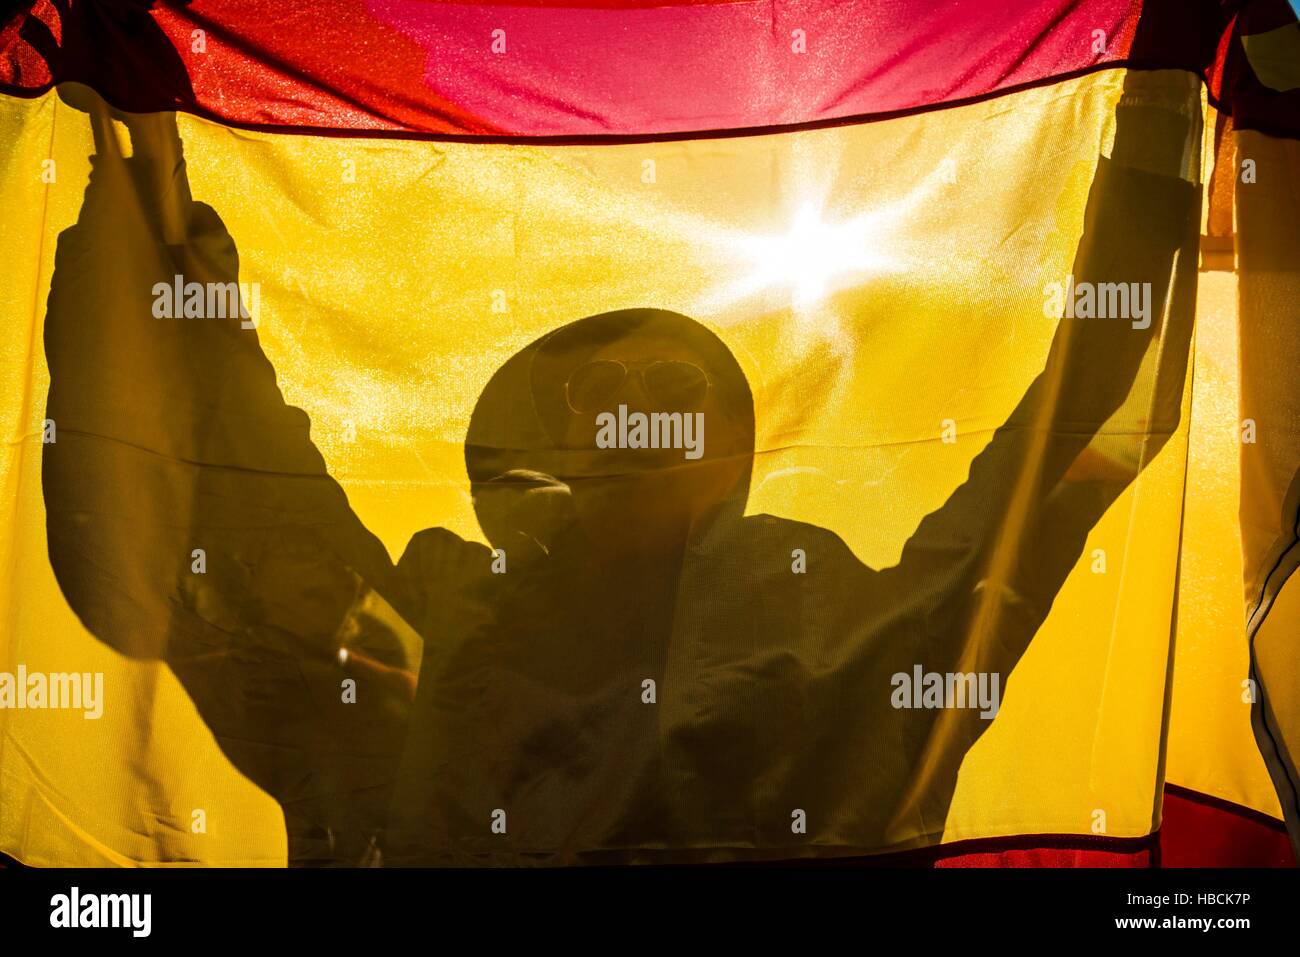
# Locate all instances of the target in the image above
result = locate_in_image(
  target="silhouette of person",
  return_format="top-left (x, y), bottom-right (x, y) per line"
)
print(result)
top-left (40, 8), bottom-right (1202, 865)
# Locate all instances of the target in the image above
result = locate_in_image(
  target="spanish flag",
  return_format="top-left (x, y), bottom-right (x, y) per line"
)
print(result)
top-left (1, 0), bottom-right (1298, 867)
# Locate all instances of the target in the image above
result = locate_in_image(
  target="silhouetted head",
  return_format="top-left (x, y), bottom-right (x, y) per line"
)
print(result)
top-left (466, 309), bottom-right (754, 554)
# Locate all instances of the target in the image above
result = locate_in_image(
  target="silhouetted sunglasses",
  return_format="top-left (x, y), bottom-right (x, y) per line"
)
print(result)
top-left (565, 359), bottom-right (710, 414)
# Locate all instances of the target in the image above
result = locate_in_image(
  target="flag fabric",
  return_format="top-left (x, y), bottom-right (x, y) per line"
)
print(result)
top-left (0, 0), bottom-right (1297, 866)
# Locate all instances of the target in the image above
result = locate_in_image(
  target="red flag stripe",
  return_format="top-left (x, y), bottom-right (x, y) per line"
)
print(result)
top-left (4, 0), bottom-right (1229, 139)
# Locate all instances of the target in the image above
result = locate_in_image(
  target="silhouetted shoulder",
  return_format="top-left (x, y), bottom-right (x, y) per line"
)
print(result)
top-left (674, 511), bottom-right (881, 673)
top-left (735, 512), bottom-right (875, 575)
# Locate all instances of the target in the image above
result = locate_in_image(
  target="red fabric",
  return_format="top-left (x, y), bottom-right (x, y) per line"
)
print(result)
top-left (936, 846), bottom-right (1153, 867)
top-left (1210, 0), bottom-right (1300, 140)
top-left (1158, 785), bottom-right (1296, 867)
top-left (4, 0), bottom-right (1226, 138)
top-left (931, 786), bottom-right (1294, 867)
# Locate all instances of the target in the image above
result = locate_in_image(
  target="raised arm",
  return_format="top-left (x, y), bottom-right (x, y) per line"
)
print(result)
top-left (42, 91), bottom-right (419, 863)
top-left (885, 68), bottom-right (1201, 652)
top-left (872, 68), bottom-right (1203, 836)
